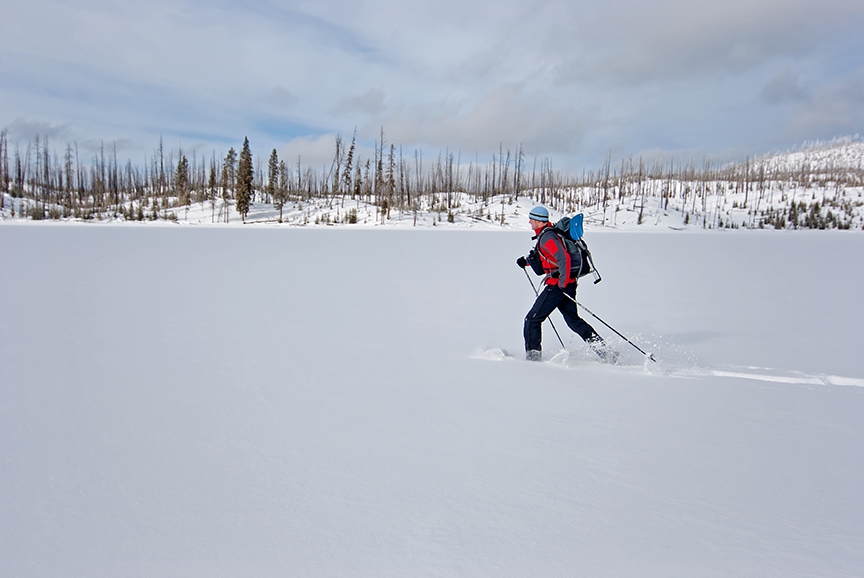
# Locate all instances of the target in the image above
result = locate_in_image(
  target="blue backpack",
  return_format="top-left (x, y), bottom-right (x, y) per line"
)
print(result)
top-left (551, 213), bottom-right (601, 284)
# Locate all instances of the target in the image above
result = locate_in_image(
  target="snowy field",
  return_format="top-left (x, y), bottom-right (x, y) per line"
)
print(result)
top-left (2, 223), bottom-right (863, 577)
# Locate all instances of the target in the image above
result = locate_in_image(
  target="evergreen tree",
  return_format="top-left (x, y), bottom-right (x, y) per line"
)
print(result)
top-left (221, 147), bottom-right (237, 223)
top-left (342, 133), bottom-right (355, 200)
top-left (175, 153), bottom-right (189, 205)
top-left (208, 155), bottom-right (218, 219)
top-left (789, 201), bottom-right (799, 229)
top-left (222, 148), bottom-right (237, 198)
top-left (274, 159), bottom-right (289, 222)
top-left (236, 137), bottom-right (253, 222)
top-left (267, 148), bottom-right (279, 203)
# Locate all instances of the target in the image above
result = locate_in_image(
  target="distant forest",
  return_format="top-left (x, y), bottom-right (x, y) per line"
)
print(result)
top-left (1, 128), bottom-right (862, 230)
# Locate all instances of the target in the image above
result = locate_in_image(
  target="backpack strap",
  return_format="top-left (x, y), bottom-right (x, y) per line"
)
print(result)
top-left (535, 227), bottom-right (571, 284)
top-left (576, 238), bottom-right (602, 284)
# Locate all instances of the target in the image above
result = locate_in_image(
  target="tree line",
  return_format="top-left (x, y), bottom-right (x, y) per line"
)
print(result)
top-left (1, 128), bottom-right (862, 230)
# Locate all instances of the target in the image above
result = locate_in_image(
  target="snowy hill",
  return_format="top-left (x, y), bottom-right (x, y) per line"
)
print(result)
top-left (758, 137), bottom-right (864, 175)
top-left (2, 224), bottom-right (863, 576)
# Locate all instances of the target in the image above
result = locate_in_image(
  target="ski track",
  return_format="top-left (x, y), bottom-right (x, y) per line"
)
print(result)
top-left (708, 369), bottom-right (864, 388)
top-left (472, 347), bottom-right (864, 388)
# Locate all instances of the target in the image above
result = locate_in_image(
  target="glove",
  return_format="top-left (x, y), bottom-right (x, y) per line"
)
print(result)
top-left (516, 256), bottom-right (527, 268)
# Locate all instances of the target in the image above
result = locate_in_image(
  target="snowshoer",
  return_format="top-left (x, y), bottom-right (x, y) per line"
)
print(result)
top-left (516, 206), bottom-right (615, 362)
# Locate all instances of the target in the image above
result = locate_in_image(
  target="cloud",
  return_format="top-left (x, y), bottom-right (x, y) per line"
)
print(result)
top-left (2, 0), bottom-right (864, 171)
top-left (761, 70), bottom-right (809, 105)
top-left (4, 118), bottom-right (74, 143)
top-left (269, 87), bottom-right (298, 109)
top-left (786, 70), bottom-right (864, 139)
top-left (346, 82), bottom-right (596, 160)
top-left (331, 89), bottom-right (387, 116)
top-left (549, 0), bottom-right (864, 85)
top-left (277, 133), bottom-right (342, 168)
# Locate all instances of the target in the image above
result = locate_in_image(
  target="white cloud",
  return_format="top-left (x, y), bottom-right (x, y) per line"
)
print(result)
top-left (762, 70), bottom-right (809, 105)
top-left (4, 118), bottom-right (74, 143)
top-left (786, 70), bottom-right (864, 140)
top-left (331, 89), bottom-right (387, 116)
top-left (269, 87), bottom-right (298, 109)
top-left (278, 133), bottom-right (342, 169)
top-left (2, 0), bottom-right (864, 170)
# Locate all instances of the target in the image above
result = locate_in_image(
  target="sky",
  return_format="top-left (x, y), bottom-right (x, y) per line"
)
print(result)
top-left (2, 0), bottom-right (864, 171)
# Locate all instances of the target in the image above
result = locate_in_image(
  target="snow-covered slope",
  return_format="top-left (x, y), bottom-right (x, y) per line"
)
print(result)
top-left (758, 137), bottom-right (864, 174)
top-left (1, 225), bottom-right (862, 576)
top-left (2, 139), bottom-right (863, 231)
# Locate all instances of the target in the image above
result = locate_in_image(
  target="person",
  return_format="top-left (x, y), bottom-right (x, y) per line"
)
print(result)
top-left (516, 206), bottom-right (617, 363)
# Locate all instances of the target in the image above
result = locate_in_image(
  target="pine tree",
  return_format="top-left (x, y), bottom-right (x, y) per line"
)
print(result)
top-left (342, 133), bottom-right (355, 202)
top-left (236, 137), bottom-right (253, 222)
top-left (208, 155), bottom-right (218, 222)
top-left (267, 148), bottom-right (279, 204)
top-left (220, 148), bottom-right (237, 222)
top-left (274, 159), bottom-right (289, 222)
top-left (175, 153), bottom-right (189, 205)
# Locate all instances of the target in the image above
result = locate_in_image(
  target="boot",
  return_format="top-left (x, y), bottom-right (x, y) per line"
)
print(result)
top-left (587, 336), bottom-right (619, 365)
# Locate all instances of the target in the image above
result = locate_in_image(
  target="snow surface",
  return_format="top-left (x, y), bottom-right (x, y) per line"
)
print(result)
top-left (2, 223), bottom-right (863, 577)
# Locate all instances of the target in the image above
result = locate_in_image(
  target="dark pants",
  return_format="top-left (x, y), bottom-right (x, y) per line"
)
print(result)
top-left (524, 283), bottom-right (599, 352)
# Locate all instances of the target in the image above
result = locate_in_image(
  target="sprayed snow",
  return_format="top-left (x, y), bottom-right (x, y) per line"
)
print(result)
top-left (1, 226), bottom-right (863, 577)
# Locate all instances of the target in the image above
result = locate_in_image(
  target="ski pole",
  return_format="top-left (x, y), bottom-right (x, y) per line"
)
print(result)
top-left (523, 268), bottom-right (567, 350)
top-left (561, 292), bottom-right (656, 362)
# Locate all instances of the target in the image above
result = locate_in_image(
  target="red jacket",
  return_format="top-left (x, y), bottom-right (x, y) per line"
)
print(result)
top-left (533, 224), bottom-right (572, 287)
